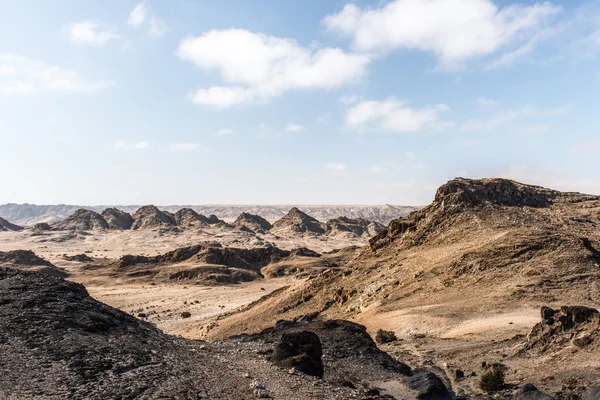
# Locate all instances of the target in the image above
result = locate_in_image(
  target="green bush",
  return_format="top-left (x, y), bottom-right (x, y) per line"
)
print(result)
top-left (375, 329), bottom-right (397, 344)
top-left (181, 311), bottom-right (191, 319)
top-left (480, 370), bottom-right (505, 392)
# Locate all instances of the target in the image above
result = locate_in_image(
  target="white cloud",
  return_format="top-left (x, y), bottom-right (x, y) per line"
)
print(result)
top-left (475, 96), bottom-right (498, 109)
top-left (177, 29), bottom-right (370, 107)
top-left (461, 104), bottom-right (570, 131)
top-left (516, 124), bottom-right (550, 136)
top-left (189, 86), bottom-right (256, 108)
top-left (338, 94), bottom-right (363, 105)
top-left (168, 142), bottom-right (201, 152)
top-left (0, 53), bottom-right (115, 95)
top-left (149, 17), bottom-right (167, 37)
top-left (0, 65), bottom-right (16, 75)
top-left (285, 124), bottom-right (305, 133)
top-left (217, 128), bottom-right (235, 136)
top-left (115, 140), bottom-right (150, 150)
top-left (325, 163), bottom-right (348, 172)
top-left (345, 97), bottom-right (452, 133)
top-left (323, 0), bottom-right (561, 68)
top-left (368, 165), bottom-right (386, 173)
top-left (128, 2), bottom-right (148, 27)
top-left (64, 21), bottom-right (119, 45)
top-left (404, 152), bottom-right (417, 160)
top-left (128, 2), bottom-right (166, 37)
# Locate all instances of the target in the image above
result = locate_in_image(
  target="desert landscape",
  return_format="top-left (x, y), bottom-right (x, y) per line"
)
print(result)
top-left (1, 178), bottom-right (600, 399)
top-left (3, 0), bottom-right (600, 398)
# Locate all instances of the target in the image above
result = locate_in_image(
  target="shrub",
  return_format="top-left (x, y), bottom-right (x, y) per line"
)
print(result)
top-left (375, 329), bottom-right (397, 344)
top-left (181, 311), bottom-right (191, 319)
top-left (480, 370), bottom-right (505, 392)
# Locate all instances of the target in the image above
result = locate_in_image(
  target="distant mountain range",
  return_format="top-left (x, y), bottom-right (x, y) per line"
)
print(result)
top-left (0, 203), bottom-right (419, 227)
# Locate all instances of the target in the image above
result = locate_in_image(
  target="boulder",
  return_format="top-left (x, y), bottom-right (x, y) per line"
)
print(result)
top-left (272, 331), bottom-right (324, 378)
top-left (513, 384), bottom-right (555, 400)
top-left (407, 371), bottom-right (452, 400)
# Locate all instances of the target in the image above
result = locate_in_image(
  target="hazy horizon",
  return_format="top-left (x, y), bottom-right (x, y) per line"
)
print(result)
top-left (1, 0), bottom-right (599, 205)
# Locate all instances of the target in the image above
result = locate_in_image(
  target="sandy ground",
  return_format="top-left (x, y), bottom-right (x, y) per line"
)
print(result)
top-left (77, 274), bottom-right (297, 338)
top-left (0, 228), bottom-right (365, 260)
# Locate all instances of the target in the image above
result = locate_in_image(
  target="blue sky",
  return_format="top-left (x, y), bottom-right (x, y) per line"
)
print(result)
top-left (0, 0), bottom-right (599, 205)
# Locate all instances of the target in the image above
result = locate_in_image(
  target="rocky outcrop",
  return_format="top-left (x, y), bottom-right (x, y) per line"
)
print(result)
top-left (407, 371), bottom-right (452, 400)
top-left (31, 222), bottom-right (51, 231)
top-left (513, 384), bottom-right (555, 400)
top-left (526, 306), bottom-right (600, 352)
top-left (207, 214), bottom-right (226, 225)
top-left (0, 217), bottom-right (23, 231)
top-left (370, 178), bottom-right (600, 251)
top-left (271, 207), bottom-right (326, 234)
top-left (0, 250), bottom-right (66, 277)
top-left (326, 216), bottom-right (384, 237)
top-left (131, 205), bottom-right (175, 230)
top-left (101, 208), bottom-right (133, 230)
top-left (174, 208), bottom-right (211, 227)
top-left (118, 243), bottom-right (290, 272)
top-left (52, 209), bottom-right (109, 231)
top-left (272, 331), bottom-right (324, 378)
top-left (233, 212), bottom-right (272, 233)
top-left (0, 268), bottom-right (256, 399)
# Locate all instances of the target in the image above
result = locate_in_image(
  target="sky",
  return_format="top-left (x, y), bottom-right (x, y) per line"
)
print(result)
top-left (0, 0), bottom-right (599, 206)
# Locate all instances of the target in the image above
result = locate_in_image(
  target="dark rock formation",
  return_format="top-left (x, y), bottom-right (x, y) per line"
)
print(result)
top-left (0, 217), bottom-right (23, 231)
top-left (513, 384), bottom-right (555, 400)
top-left (131, 205), bottom-right (175, 230)
top-left (174, 208), bottom-right (211, 227)
top-left (63, 254), bottom-right (94, 262)
top-left (0, 268), bottom-right (255, 399)
top-left (326, 216), bottom-right (384, 237)
top-left (233, 212), bottom-right (272, 233)
top-left (272, 207), bottom-right (326, 234)
top-left (101, 208), bottom-right (133, 230)
top-left (259, 319), bottom-right (411, 376)
top-left (31, 222), bottom-right (51, 231)
top-left (272, 331), bottom-right (324, 378)
top-left (207, 214), bottom-right (226, 225)
top-left (407, 371), bottom-right (452, 400)
top-left (0, 250), bottom-right (66, 277)
top-left (527, 306), bottom-right (600, 351)
top-left (52, 209), bottom-right (109, 231)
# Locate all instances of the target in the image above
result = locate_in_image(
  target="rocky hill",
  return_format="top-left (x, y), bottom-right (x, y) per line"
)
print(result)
top-left (0, 204), bottom-right (418, 226)
top-left (174, 208), bottom-right (211, 227)
top-left (325, 216), bottom-right (385, 237)
top-left (0, 267), bottom-right (459, 399)
top-left (0, 216), bottom-right (22, 231)
top-left (131, 205), bottom-right (176, 230)
top-left (233, 212), bottom-right (272, 233)
top-left (271, 207), bottom-right (327, 234)
top-left (101, 207), bottom-right (133, 230)
top-left (52, 209), bottom-right (109, 231)
top-left (204, 178), bottom-right (600, 395)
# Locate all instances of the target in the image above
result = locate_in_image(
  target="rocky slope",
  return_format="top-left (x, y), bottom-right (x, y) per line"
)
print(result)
top-left (204, 178), bottom-right (600, 396)
top-left (271, 207), bottom-right (327, 235)
top-left (326, 217), bottom-right (385, 237)
top-left (0, 267), bottom-right (457, 399)
top-left (233, 212), bottom-right (273, 233)
top-left (0, 217), bottom-right (23, 231)
top-left (173, 208), bottom-right (211, 227)
top-left (101, 207), bottom-right (133, 230)
top-left (131, 205), bottom-right (176, 230)
top-left (52, 209), bottom-right (109, 231)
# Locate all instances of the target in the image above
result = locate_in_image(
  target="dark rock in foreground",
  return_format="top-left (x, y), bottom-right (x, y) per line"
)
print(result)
top-left (272, 331), bottom-right (324, 378)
